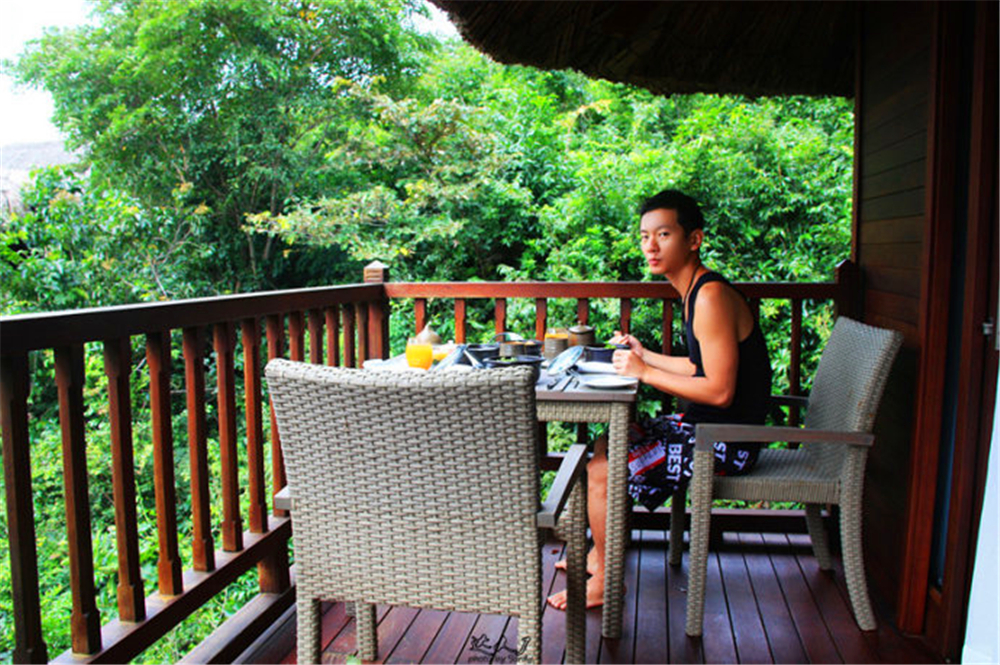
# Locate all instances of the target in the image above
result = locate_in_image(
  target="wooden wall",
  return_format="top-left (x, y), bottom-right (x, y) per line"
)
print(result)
top-left (855, 1), bottom-right (933, 622)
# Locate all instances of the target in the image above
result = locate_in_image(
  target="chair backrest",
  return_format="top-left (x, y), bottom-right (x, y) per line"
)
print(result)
top-left (803, 317), bottom-right (903, 474)
top-left (265, 359), bottom-right (540, 616)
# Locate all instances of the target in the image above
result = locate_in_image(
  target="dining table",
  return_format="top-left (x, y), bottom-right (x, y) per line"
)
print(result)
top-left (534, 368), bottom-right (637, 640)
top-left (273, 359), bottom-right (638, 640)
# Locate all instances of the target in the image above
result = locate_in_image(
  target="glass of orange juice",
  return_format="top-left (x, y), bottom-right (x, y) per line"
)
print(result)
top-left (405, 338), bottom-right (433, 369)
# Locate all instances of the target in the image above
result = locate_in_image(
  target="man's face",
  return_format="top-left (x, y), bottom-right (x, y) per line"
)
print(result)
top-left (639, 208), bottom-right (702, 276)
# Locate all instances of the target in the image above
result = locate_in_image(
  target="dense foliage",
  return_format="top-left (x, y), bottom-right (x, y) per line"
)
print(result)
top-left (2, 1), bottom-right (853, 661)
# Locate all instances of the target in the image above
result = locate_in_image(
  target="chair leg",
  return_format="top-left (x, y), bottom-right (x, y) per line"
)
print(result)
top-left (840, 492), bottom-right (877, 631)
top-left (804, 503), bottom-right (833, 570)
top-left (297, 595), bottom-right (322, 664)
top-left (355, 602), bottom-right (378, 661)
top-left (563, 481), bottom-right (587, 665)
top-left (668, 488), bottom-right (685, 566)
top-left (685, 450), bottom-right (714, 637)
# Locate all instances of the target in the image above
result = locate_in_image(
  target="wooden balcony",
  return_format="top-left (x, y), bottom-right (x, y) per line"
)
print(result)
top-left (233, 532), bottom-right (938, 665)
top-left (1, 261), bottom-right (917, 664)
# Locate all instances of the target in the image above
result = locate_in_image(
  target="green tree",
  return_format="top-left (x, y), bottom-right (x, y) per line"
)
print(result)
top-left (0, 165), bottom-right (210, 312)
top-left (10, 0), bottom-right (432, 291)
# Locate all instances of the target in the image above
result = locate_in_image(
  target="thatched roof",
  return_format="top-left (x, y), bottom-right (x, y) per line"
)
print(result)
top-left (431, 1), bottom-right (855, 98)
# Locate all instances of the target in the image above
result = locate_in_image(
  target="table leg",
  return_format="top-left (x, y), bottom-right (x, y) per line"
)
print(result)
top-left (602, 403), bottom-right (631, 639)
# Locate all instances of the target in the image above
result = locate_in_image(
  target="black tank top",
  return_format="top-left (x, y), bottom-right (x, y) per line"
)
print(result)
top-left (682, 272), bottom-right (772, 425)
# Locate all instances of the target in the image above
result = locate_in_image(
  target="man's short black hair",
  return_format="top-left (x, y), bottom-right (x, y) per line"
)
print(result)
top-left (638, 189), bottom-right (705, 236)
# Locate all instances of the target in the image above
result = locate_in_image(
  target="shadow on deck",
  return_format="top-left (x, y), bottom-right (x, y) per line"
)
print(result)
top-left (234, 531), bottom-right (941, 664)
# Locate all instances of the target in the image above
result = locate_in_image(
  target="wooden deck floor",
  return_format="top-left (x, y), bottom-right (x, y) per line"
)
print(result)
top-left (239, 530), bottom-right (941, 664)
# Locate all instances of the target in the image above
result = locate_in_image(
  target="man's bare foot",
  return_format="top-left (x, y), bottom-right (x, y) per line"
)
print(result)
top-left (546, 575), bottom-right (606, 610)
top-left (554, 547), bottom-right (599, 575)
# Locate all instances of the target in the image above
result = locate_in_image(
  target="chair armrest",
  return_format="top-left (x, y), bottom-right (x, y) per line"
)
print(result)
top-left (538, 443), bottom-right (588, 529)
top-left (274, 485), bottom-right (292, 512)
top-left (693, 423), bottom-right (874, 452)
top-left (771, 394), bottom-right (809, 409)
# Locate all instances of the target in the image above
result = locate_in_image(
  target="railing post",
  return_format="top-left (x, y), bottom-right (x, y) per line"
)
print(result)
top-left (183, 327), bottom-right (215, 572)
top-left (103, 337), bottom-right (146, 622)
top-left (835, 259), bottom-right (862, 320)
top-left (55, 344), bottom-right (102, 654)
top-left (535, 298), bottom-right (547, 341)
top-left (214, 322), bottom-right (244, 552)
top-left (1, 353), bottom-right (49, 663)
top-left (789, 299), bottom-right (803, 428)
top-left (265, 315), bottom-right (288, 513)
top-left (241, 319), bottom-right (268, 534)
top-left (342, 305), bottom-right (357, 367)
top-left (364, 261), bottom-right (391, 359)
top-left (146, 331), bottom-right (184, 595)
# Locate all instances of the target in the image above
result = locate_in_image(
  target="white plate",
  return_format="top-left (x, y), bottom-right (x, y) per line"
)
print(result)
top-left (576, 361), bottom-right (617, 374)
top-left (579, 375), bottom-right (638, 389)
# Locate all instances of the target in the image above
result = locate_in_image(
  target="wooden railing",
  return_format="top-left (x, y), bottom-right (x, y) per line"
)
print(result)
top-left (384, 261), bottom-right (859, 412)
top-left (0, 260), bottom-right (857, 663)
top-left (0, 282), bottom-right (390, 663)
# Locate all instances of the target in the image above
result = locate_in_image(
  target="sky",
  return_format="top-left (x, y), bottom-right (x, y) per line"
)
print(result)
top-left (0, 0), bottom-right (457, 147)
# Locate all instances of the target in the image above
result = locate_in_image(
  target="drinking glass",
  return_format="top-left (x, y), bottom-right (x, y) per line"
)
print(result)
top-left (405, 338), bottom-right (433, 369)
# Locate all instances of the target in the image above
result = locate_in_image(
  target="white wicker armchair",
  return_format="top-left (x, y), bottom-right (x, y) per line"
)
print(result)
top-left (265, 360), bottom-right (588, 664)
top-left (676, 316), bottom-right (903, 636)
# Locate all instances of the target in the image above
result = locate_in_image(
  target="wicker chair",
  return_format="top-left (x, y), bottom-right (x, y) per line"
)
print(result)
top-left (265, 360), bottom-right (588, 664)
top-left (675, 316), bottom-right (903, 636)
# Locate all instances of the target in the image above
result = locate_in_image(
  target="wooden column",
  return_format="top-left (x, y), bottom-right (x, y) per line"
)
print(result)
top-left (241, 319), bottom-right (268, 534)
top-left (577, 298), bottom-right (589, 326)
top-left (325, 306), bottom-right (341, 367)
top-left (308, 309), bottom-right (324, 364)
top-left (1, 353), bottom-right (48, 663)
top-left (288, 312), bottom-right (305, 362)
top-left (414, 298), bottom-right (427, 336)
top-left (103, 337), bottom-right (145, 621)
top-left (535, 298), bottom-right (547, 341)
top-left (55, 344), bottom-right (102, 654)
top-left (661, 300), bottom-right (674, 355)
top-left (789, 299), bottom-right (803, 428)
top-left (355, 303), bottom-right (369, 361)
top-left (342, 306), bottom-right (357, 367)
top-left (183, 327), bottom-right (215, 571)
top-left (619, 298), bottom-right (632, 335)
top-left (495, 298), bottom-right (507, 335)
top-left (364, 261), bottom-right (391, 359)
top-left (455, 298), bottom-right (467, 344)
top-left (146, 332), bottom-right (183, 595)
top-left (265, 315), bottom-right (288, 514)
top-left (214, 322), bottom-right (243, 552)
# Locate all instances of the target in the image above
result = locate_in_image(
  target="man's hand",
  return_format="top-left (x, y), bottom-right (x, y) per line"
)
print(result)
top-left (610, 330), bottom-right (644, 357)
top-left (613, 348), bottom-right (647, 380)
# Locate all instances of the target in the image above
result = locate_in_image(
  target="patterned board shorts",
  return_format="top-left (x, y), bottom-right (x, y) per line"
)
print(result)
top-left (626, 413), bottom-right (760, 511)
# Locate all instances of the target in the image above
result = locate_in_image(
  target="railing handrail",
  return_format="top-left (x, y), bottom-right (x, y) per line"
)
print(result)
top-left (0, 283), bottom-right (383, 355)
top-left (385, 280), bottom-right (841, 299)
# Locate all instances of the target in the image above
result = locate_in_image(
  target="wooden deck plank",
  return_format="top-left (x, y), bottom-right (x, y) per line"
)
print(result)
top-left (719, 534), bottom-right (772, 663)
top-left (665, 542), bottom-right (705, 664)
top-left (372, 606), bottom-right (421, 664)
top-left (789, 534), bottom-right (880, 664)
top-left (700, 551), bottom-right (739, 664)
top-left (419, 611), bottom-right (479, 665)
top-left (540, 539), bottom-right (568, 665)
top-left (384, 608), bottom-right (449, 664)
top-left (736, 533), bottom-right (808, 665)
top-left (455, 613), bottom-right (509, 664)
top-left (323, 605), bottom-right (391, 663)
top-left (762, 533), bottom-right (842, 664)
top-left (251, 533), bottom-right (941, 665)
top-left (598, 531), bottom-right (641, 664)
top-left (632, 531), bottom-right (669, 665)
